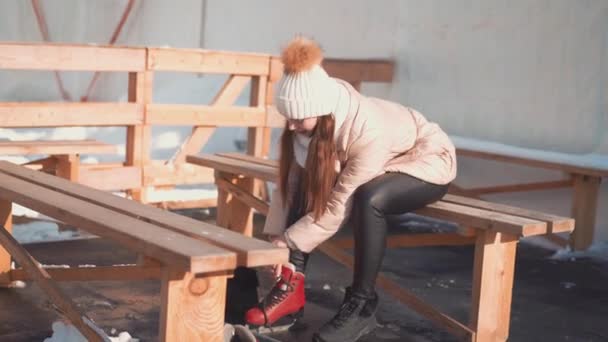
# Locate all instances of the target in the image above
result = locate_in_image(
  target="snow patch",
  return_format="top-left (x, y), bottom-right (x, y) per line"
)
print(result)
top-left (0, 128), bottom-right (47, 141)
top-left (0, 156), bottom-right (30, 164)
top-left (81, 156), bottom-right (100, 164)
top-left (549, 241), bottom-right (608, 262)
top-left (153, 131), bottom-right (181, 149)
top-left (43, 321), bottom-right (139, 342)
top-left (49, 127), bottom-right (88, 141)
top-left (450, 135), bottom-right (608, 171)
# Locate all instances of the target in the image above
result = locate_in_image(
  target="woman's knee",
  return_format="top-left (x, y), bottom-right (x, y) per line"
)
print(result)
top-left (353, 181), bottom-right (385, 213)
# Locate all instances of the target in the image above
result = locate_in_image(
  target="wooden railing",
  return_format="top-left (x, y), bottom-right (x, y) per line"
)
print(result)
top-left (0, 42), bottom-right (394, 208)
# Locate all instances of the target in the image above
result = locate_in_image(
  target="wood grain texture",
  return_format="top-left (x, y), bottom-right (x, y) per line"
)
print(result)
top-left (159, 268), bottom-right (228, 342)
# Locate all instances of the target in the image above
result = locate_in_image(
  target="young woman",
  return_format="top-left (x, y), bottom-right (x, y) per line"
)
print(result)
top-left (245, 36), bottom-right (457, 342)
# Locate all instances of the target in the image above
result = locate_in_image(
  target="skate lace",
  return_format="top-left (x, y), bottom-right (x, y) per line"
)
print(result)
top-left (330, 298), bottom-right (360, 328)
top-left (264, 277), bottom-right (294, 309)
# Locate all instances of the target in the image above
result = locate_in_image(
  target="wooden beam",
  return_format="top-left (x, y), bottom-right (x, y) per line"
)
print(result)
top-left (322, 58), bottom-right (394, 83)
top-left (23, 157), bottom-right (57, 172)
top-left (148, 47), bottom-right (270, 75)
top-left (146, 104), bottom-right (266, 126)
top-left (144, 161), bottom-right (214, 186)
top-left (0, 42), bottom-right (145, 71)
top-left (317, 241), bottom-right (474, 341)
top-left (447, 183), bottom-right (480, 198)
top-left (0, 224), bottom-right (107, 341)
top-left (265, 105), bottom-right (286, 127)
top-left (149, 198), bottom-right (218, 210)
top-left (268, 57), bottom-right (283, 83)
top-left (332, 233), bottom-right (476, 249)
top-left (78, 166), bottom-right (142, 191)
top-left (247, 76), bottom-right (268, 155)
top-left (0, 102), bottom-right (143, 127)
top-left (55, 154), bottom-right (79, 183)
top-left (171, 75), bottom-right (251, 164)
top-left (0, 140), bottom-right (117, 155)
top-left (127, 70), bottom-right (153, 202)
top-left (248, 76), bottom-right (268, 200)
top-left (217, 152), bottom-right (279, 168)
top-left (469, 231), bottom-right (518, 342)
top-left (216, 176), bottom-right (269, 216)
top-left (265, 58), bottom-right (285, 129)
top-left (0, 172), bottom-right (236, 274)
top-left (10, 265), bottom-right (161, 281)
top-left (570, 175), bottom-right (601, 250)
top-left (159, 268), bottom-right (228, 342)
top-left (215, 172), bottom-right (254, 237)
top-left (466, 179), bottom-right (574, 195)
top-left (0, 200), bottom-right (12, 286)
top-left (80, 162), bottom-right (126, 170)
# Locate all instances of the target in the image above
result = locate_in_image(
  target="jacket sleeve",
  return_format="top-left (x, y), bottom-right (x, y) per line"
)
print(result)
top-left (284, 129), bottom-right (393, 252)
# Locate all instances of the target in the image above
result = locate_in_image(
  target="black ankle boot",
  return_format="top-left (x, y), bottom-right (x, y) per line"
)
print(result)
top-left (312, 287), bottom-right (378, 342)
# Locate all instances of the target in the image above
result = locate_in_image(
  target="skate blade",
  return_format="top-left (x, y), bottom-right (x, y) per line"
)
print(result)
top-left (250, 315), bottom-right (308, 334)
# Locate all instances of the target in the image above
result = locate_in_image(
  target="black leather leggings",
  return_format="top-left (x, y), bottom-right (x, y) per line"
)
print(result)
top-left (286, 172), bottom-right (449, 291)
top-left (350, 172), bottom-right (449, 296)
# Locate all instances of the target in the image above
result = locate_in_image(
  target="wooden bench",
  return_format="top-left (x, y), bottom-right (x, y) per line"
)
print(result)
top-left (0, 160), bottom-right (288, 342)
top-left (0, 140), bottom-right (118, 183)
top-left (187, 152), bottom-right (575, 342)
top-left (450, 135), bottom-right (608, 250)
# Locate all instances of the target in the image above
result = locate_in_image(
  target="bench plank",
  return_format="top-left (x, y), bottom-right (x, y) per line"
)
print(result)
top-left (0, 172), bottom-right (235, 274)
top-left (217, 152), bottom-right (279, 168)
top-left (417, 201), bottom-right (546, 237)
top-left (442, 194), bottom-right (574, 234)
top-left (0, 161), bottom-right (287, 268)
top-left (0, 140), bottom-right (117, 155)
top-left (187, 154), bottom-right (277, 182)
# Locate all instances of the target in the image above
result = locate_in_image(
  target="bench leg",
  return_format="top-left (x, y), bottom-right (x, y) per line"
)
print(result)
top-left (470, 231), bottom-right (518, 342)
top-left (159, 267), bottom-right (228, 342)
top-left (55, 154), bottom-right (80, 182)
top-left (215, 171), bottom-right (254, 237)
top-left (570, 174), bottom-right (601, 250)
top-left (0, 199), bottom-right (12, 286)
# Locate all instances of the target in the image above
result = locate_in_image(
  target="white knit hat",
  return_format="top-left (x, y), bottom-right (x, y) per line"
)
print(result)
top-left (275, 37), bottom-right (340, 120)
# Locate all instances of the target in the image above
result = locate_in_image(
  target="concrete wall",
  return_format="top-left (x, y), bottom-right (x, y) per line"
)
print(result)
top-left (0, 0), bottom-right (606, 244)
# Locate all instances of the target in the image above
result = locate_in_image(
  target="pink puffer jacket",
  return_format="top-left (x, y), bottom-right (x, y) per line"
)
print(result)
top-left (265, 81), bottom-right (457, 253)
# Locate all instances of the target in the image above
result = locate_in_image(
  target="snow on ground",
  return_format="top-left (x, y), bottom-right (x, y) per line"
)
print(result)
top-left (43, 320), bottom-right (138, 342)
top-left (549, 240), bottom-right (608, 262)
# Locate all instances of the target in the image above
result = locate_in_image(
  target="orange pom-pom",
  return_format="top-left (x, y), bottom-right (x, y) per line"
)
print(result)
top-left (281, 36), bottom-right (323, 73)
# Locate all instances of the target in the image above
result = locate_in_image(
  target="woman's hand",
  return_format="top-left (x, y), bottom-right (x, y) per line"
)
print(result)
top-left (268, 235), bottom-right (289, 278)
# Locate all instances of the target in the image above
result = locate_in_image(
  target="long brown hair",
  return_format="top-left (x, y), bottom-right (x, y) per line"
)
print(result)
top-left (279, 115), bottom-right (337, 221)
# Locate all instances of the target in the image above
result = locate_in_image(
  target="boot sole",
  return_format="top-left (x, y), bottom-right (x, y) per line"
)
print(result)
top-left (247, 308), bottom-right (304, 332)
